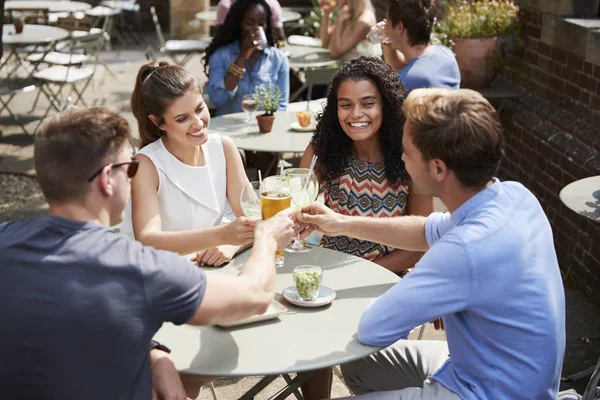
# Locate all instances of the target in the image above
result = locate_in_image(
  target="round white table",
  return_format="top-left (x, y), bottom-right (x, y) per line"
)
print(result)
top-left (196, 8), bottom-right (302, 24)
top-left (286, 44), bottom-right (338, 69)
top-left (1, 24), bottom-right (70, 78)
top-left (153, 247), bottom-right (398, 397)
top-left (5, 1), bottom-right (92, 13)
top-left (559, 175), bottom-right (600, 223)
top-left (209, 111), bottom-right (314, 153)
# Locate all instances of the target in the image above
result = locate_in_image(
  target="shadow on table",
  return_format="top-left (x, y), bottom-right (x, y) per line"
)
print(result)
top-left (335, 283), bottom-right (396, 300)
top-left (188, 329), bottom-right (239, 375)
top-left (581, 191), bottom-right (600, 222)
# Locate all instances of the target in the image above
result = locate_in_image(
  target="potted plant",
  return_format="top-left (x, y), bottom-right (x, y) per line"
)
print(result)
top-left (254, 83), bottom-right (281, 133)
top-left (433, 0), bottom-right (520, 89)
top-left (12, 11), bottom-right (25, 34)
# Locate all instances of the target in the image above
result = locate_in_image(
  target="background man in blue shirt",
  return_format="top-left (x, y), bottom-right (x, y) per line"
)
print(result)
top-left (378, 0), bottom-right (460, 91)
top-left (298, 88), bottom-right (565, 400)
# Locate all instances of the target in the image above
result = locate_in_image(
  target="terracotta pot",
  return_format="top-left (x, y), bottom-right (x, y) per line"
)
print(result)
top-left (13, 22), bottom-right (24, 34)
top-left (256, 114), bottom-right (275, 133)
top-left (452, 37), bottom-right (500, 90)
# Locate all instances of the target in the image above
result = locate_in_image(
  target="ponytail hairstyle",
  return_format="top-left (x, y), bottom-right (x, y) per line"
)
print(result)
top-left (130, 60), bottom-right (202, 148)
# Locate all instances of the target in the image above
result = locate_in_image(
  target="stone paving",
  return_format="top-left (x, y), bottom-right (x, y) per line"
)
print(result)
top-left (1, 37), bottom-right (599, 398)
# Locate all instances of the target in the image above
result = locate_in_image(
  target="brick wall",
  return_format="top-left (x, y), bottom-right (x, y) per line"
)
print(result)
top-left (498, 3), bottom-right (600, 297)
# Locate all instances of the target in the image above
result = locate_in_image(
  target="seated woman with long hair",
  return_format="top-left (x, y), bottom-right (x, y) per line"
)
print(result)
top-left (121, 60), bottom-right (256, 267)
top-left (298, 56), bottom-right (434, 400)
top-left (204, 0), bottom-right (289, 116)
top-left (318, 0), bottom-right (380, 61)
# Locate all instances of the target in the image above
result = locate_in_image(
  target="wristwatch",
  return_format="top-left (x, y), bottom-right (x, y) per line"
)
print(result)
top-left (150, 340), bottom-right (171, 354)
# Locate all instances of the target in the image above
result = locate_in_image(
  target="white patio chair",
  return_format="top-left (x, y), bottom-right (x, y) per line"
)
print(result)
top-left (32, 31), bottom-right (103, 132)
top-left (0, 80), bottom-right (37, 135)
top-left (150, 6), bottom-right (211, 66)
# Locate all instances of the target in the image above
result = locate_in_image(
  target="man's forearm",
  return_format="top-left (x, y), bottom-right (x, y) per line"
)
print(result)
top-left (239, 229), bottom-right (277, 293)
top-left (338, 215), bottom-right (429, 251)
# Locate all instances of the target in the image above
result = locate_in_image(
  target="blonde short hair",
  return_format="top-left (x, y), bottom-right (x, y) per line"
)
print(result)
top-left (403, 88), bottom-right (505, 187)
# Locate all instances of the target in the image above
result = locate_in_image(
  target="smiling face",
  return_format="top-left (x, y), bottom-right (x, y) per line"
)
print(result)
top-left (152, 89), bottom-right (210, 147)
top-left (401, 121), bottom-right (438, 196)
top-left (336, 79), bottom-right (383, 145)
top-left (241, 4), bottom-right (268, 43)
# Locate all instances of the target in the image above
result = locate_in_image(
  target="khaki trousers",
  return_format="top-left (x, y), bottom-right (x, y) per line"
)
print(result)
top-left (340, 340), bottom-right (461, 400)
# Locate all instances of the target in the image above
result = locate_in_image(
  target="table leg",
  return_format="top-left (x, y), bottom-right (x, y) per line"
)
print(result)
top-left (239, 375), bottom-right (278, 400)
top-left (271, 372), bottom-right (312, 400)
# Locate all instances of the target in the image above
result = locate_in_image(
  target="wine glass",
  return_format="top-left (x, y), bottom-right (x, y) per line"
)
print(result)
top-left (283, 168), bottom-right (319, 253)
top-left (239, 181), bottom-right (262, 218)
top-left (241, 94), bottom-right (259, 123)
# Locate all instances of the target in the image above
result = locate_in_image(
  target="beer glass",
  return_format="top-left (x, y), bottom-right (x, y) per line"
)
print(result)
top-left (260, 175), bottom-right (291, 267)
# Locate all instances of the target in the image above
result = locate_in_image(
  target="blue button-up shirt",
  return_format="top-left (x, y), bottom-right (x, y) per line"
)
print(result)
top-left (207, 41), bottom-right (289, 116)
top-left (358, 179), bottom-right (566, 400)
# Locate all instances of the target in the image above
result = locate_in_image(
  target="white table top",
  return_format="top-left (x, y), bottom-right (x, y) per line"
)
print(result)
top-left (209, 111), bottom-right (314, 153)
top-left (5, 1), bottom-right (92, 13)
top-left (286, 44), bottom-right (338, 69)
top-left (2, 24), bottom-right (70, 45)
top-left (559, 175), bottom-right (600, 223)
top-left (85, 6), bottom-right (121, 17)
top-left (196, 8), bottom-right (302, 24)
top-left (153, 247), bottom-right (399, 376)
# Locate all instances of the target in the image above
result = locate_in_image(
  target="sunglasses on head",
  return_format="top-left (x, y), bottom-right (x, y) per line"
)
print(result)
top-left (87, 160), bottom-right (140, 183)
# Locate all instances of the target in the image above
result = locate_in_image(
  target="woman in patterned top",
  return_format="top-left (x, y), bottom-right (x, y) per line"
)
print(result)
top-left (298, 55), bottom-right (434, 400)
top-left (301, 56), bottom-right (433, 272)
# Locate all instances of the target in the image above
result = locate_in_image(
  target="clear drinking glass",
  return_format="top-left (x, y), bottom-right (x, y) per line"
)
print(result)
top-left (367, 21), bottom-right (390, 44)
top-left (253, 26), bottom-right (268, 50)
top-left (240, 181), bottom-right (262, 218)
top-left (283, 168), bottom-right (319, 253)
top-left (260, 175), bottom-right (292, 267)
top-left (241, 94), bottom-right (259, 123)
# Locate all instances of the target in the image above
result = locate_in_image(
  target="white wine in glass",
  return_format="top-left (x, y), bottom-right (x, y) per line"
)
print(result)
top-left (241, 94), bottom-right (259, 123)
top-left (240, 181), bottom-right (262, 218)
top-left (284, 168), bottom-right (319, 253)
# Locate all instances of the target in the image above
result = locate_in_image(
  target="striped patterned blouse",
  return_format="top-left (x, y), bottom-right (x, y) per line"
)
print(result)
top-left (320, 155), bottom-right (409, 261)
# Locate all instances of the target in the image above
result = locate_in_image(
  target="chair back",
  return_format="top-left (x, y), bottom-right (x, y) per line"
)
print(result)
top-left (305, 68), bottom-right (336, 101)
top-left (149, 6), bottom-right (166, 48)
top-left (11, 8), bottom-right (50, 25)
top-left (56, 15), bottom-right (95, 32)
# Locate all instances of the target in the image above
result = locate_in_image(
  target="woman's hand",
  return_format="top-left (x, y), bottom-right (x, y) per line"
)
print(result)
top-left (193, 245), bottom-right (238, 267)
top-left (239, 32), bottom-right (260, 60)
top-left (337, 5), bottom-right (351, 23)
top-left (220, 216), bottom-right (259, 245)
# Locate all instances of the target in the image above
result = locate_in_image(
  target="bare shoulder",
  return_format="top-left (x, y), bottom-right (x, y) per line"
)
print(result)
top-left (133, 153), bottom-right (158, 187)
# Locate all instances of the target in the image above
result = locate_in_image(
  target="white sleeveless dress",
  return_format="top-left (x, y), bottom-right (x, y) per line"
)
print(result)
top-left (121, 134), bottom-right (227, 237)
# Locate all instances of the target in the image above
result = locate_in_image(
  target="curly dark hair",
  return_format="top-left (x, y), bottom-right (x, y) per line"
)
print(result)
top-left (311, 56), bottom-right (409, 185)
top-left (203, 0), bottom-right (274, 76)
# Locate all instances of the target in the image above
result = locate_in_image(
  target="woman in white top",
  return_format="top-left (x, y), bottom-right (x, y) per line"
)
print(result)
top-left (318, 0), bottom-right (380, 61)
top-left (122, 60), bottom-right (255, 266)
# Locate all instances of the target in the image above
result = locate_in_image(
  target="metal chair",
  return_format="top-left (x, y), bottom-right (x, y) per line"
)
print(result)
top-left (149, 6), bottom-right (211, 66)
top-left (32, 31), bottom-right (103, 132)
top-left (0, 79), bottom-right (37, 135)
top-left (290, 67), bottom-right (336, 102)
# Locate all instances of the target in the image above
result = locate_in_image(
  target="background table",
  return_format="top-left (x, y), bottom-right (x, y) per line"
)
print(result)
top-left (209, 111), bottom-right (313, 154)
top-left (286, 44), bottom-right (337, 69)
top-left (559, 175), bottom-right (600, 223)
top-left (5, 1), bottom-right (92, 13)
top-left (1, 24), bottom-right (70, 77)
top-left (154, 247), bottom-right (398, 379)
top-left (196, 8), bottom-right (302, 24)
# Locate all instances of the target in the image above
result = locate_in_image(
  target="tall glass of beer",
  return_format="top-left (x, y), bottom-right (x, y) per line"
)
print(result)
top-left (260, 175), bottom-right (291, 267)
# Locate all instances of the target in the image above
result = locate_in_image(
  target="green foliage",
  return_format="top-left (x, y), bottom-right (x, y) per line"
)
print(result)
top-left (433, 0), bottom-right (520, 48)
top-left (254, 83), bottom-right (281, 116)
top-left (11, 11), bottom-right (25, 23)
top-left (289, 0), bottom-right (336, 38)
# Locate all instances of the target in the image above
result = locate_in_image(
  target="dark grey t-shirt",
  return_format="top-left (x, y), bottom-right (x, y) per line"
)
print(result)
top-left (0, 216), bottom-right (206, 399)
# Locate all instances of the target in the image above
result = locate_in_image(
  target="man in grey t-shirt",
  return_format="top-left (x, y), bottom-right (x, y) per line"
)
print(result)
top-left (0, 108), bottom-right (295, 399)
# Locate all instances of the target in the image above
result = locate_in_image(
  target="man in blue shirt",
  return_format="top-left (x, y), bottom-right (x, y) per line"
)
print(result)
top-left (297, 88), bottom-right (565, 399)
top-left (379, 0), bottom-right (460, 91)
